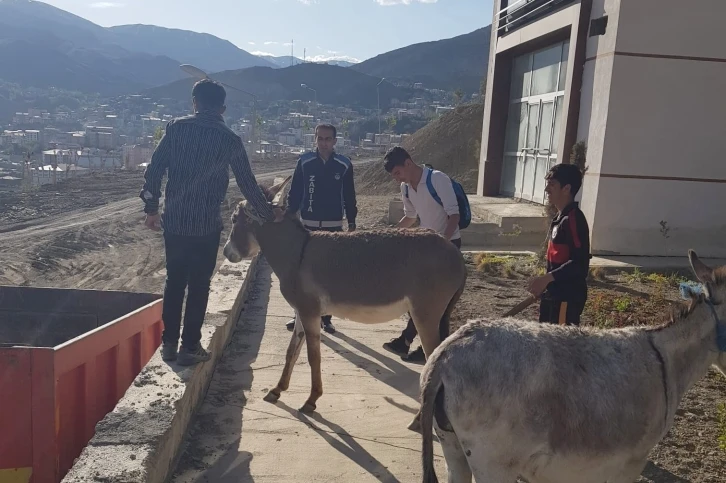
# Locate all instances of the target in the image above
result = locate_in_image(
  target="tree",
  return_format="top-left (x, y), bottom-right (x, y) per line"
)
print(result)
top-left (386, 115), bottom-right (397, 133)
top-left (153, 126), bottom-right (164, 147)
top-left (453, 88), bottom-right (464, 106)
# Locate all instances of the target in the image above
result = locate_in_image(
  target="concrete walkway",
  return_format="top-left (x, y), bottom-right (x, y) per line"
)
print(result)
top-left (171, 258), bottom-right (447, 483)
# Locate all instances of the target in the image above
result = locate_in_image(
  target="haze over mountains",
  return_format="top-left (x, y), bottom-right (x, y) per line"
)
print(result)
top-left (0, 0), bottom-right (490, 100)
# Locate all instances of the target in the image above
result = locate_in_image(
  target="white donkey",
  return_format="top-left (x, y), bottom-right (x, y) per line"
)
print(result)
top-left (420, 249), bottom-right (726, 483)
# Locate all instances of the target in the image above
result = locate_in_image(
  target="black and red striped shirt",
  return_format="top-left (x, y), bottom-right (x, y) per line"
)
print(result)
top-left (545, 201), bottom-right (591, 301)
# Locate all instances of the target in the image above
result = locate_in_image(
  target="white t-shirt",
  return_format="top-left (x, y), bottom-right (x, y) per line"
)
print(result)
top-left (401, 167), bottom-right (461, 241)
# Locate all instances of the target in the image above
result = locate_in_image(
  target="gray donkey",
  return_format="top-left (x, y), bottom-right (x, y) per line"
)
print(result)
top-left (223, 176), bottom-right (467, 430)
top-left (419, 249), bottom-right (726, 483)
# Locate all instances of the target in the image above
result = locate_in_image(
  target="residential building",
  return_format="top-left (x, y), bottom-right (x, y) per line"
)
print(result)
top-left (85, 126), bottom-right (115, 150)
top-left (121, 144), bottom-right (154, 169)
top-left (478, 0), bottom-right (726, 257)
top-left (42, 149), bottom-right (77, 166)
top-left (278, 132), bottom-right (298, 146)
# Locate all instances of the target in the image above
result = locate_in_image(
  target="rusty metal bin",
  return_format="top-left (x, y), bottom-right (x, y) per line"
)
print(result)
top-left (0, 286), bottom-right (163, 483)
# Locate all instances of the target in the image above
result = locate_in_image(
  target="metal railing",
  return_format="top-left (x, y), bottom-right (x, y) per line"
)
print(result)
top-left (497, 0), bottom-right (577, 36)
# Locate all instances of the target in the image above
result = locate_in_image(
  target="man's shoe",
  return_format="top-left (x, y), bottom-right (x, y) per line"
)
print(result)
top-left (401, 346), bottom-right (426, 364)
top-left (177, 345), bottom-right (211, 366)
top-left (322, 319), bottom-right (336, 334)
top-left (161, 342), bottom-right (177, 362)
top-left (286, 318), bottom-right (296, 331)
top-left (383, 336), bottom-right (410, 356)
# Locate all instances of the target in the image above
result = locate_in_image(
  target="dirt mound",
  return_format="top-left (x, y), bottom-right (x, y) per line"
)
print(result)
top-left (357, 102), bottom-right (484, 195)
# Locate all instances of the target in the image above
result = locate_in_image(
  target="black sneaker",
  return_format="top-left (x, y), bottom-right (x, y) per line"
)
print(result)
top-left (383, 336), bottom-right (410, 356)
top-left (286, 318), bottom-right (296, 331)
top-left (401, 346), bottom-right (426, 364)
top-left (177, 345), bottom-right (211, 366)
top-left (322, 319), bottom-right (336, 334)
top-left (161, 342), bottom-right (177, 362)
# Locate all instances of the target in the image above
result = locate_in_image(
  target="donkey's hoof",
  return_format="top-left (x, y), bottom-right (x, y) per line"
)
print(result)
top-left (407, 416), bottom-right (423, 433)
top-left (264, 389), bottom-right (281, 404)
top-left (299, 402), bottom-right (317, 414)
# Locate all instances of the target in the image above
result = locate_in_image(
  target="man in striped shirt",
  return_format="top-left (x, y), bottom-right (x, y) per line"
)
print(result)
top-left (140, 79), bottom-right (280, 366)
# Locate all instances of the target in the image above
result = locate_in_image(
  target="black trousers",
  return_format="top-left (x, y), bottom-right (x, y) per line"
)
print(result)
top-left (538, 297), bottom-right (585, 326)
top-left (306, 223), bottom-right (343, 325)
top-left (401, 237), bottom-right (462, 342)
top-left (161, 230), bottom-right (221, 349)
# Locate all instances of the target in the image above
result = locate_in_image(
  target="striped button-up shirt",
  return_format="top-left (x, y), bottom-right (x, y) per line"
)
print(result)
top-left (139, 110), bottom-right (274, 236)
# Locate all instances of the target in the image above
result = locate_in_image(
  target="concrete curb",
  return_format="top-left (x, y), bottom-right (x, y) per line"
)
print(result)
top-left (461, 249), bottom-right (726, 272)
top-left (62, 255), bottom-right (261, 483)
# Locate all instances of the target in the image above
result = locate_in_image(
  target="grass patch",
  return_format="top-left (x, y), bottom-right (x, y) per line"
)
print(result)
top-left (472, 253), bottom-right (538, 278)
top-left (584, 291), bottom-right (663, 329)
top-left (589, 267), bottom-right (607, 281)
top-left (474, 253), bottom-right (511, 275)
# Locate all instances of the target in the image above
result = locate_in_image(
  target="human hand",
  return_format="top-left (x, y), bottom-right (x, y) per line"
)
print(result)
top-left (527, 273), bottom-right (554, 298)
top-left (144, 213), bottom-right (161, 231)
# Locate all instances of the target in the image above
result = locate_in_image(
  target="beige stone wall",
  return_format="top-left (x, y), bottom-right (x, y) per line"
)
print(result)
top-left (579, 0), bottom-right (726, 256)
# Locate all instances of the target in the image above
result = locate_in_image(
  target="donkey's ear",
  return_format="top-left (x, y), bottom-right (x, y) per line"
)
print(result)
top-left (689, 249), bottom-right (714, 283)
top-left (268, 175), bottom-right (292, 204)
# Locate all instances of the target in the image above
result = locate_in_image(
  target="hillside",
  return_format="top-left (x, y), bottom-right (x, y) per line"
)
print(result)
top-left (144, 63), bottom-right (415, 110)
top-left (357, 102), bottom-right (484, 195)
top-left (0, 0), bottom-right (185, 94)
top-left (259, 56), bottom-right (357, 68)
top-left (352, 27), bottom-right (490, 95)
top-left (107, 25), bottom-right (275, 72)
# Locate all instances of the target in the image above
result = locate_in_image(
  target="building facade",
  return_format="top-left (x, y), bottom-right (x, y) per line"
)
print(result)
top-left (478, 0), bottom-right (726, 257)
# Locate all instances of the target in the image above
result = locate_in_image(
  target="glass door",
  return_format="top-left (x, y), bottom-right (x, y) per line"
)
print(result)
top-left (501, 40), bottom-right (569, 203)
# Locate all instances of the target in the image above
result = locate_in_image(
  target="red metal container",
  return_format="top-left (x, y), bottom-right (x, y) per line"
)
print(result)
top-left (0, 286), bottom-right (162, 483)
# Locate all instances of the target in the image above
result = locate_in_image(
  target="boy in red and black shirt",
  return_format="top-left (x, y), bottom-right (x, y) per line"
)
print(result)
top-left (527, 163), bottom-right (591, 325)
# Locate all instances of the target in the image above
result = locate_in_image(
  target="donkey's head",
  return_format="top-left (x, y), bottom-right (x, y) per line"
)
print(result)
top-left (687, 249), bottom-right (726, 372)
top-left (223, 176), bottom-right (291, 263)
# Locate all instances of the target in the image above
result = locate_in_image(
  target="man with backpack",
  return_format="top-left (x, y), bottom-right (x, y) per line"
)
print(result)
top-left (381, 146), bottom-right (469, 363)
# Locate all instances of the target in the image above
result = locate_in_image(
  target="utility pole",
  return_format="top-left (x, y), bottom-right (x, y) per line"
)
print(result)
top-left (377, 77), bottom-right (386, 135)
top-left (291, 40), bottom-right (294, 66)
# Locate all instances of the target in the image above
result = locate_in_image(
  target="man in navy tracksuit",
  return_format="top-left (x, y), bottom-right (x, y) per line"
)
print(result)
top-left (284, 123), bottom-right (358, 333)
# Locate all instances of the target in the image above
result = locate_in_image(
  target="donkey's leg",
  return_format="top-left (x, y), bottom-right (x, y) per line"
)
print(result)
top-left (434, 424), bottom-right (472, 483)
top-left (609, 458), bottom-right (648, 483)
top-left (300, 314), bottom-right (323, 413)
top-left (406, 303), bottom-right (448, 433)
top-left (264, 311), bottom-right (306, 404)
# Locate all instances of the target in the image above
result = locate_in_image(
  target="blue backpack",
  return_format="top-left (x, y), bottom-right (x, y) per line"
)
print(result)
top-left (404, 167), bottom-right (472, 230)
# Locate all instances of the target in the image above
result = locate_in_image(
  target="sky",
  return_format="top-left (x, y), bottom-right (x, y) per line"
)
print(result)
top-left (41, 0), bottom-right (493, 62)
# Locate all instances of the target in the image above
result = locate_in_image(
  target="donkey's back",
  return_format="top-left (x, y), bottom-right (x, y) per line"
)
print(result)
top-left (420, 318), bottom-right (669, 483)
top-left (300, 228), bottom-right (466, 307)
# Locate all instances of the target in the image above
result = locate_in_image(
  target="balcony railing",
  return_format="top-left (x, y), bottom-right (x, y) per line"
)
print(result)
top-left (497, 0), bottom-right (577, 36)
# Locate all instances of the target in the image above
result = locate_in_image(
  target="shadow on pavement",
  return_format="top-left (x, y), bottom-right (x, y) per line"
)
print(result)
top-left (171, 259), bottom-right (273, 483)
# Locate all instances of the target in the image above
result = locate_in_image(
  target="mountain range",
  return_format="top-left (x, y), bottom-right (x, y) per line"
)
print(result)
top-left (258, 55), bottom-right (357, 69)
top-left (144, 63), bottom-right (411, 112)
top-left (0, 0), bottom-right (489, 100)
top-left (352, 26), bottom-right (491, 94)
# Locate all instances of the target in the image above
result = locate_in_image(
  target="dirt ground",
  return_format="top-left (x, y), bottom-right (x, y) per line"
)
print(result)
top-left (0, 158), bottom-right (300, 293)
top-left (1, 165), bottom-right (724, 481)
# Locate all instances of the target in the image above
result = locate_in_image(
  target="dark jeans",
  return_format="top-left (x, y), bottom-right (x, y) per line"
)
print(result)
top-left (538, 297), bottom-right (585, 326)
top-left (401, 237), bottom-right (462, 342)
top-left (306, 223), bottom-right (343, 325)
top-left (162, 230), bottom-right (221, 349)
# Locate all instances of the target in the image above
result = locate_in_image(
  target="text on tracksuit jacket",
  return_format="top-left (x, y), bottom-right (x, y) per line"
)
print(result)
top-left (285, 150), bottom-right (357, 227)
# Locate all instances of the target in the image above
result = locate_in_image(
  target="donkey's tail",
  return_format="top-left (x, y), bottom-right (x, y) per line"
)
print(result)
top-left (421, 351), bottom-right (444, 483)
top-left (439, 274), bottom-right (466, 343)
